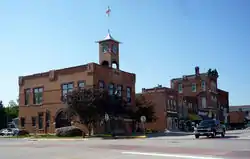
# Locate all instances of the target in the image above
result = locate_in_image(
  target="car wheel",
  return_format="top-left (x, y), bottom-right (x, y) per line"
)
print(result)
top-left (195, 135), bottom-right (199, 139)
top-left (211, 131), bottom-right (216, 138)
top-left (221, 131), bottom-right (225, 137)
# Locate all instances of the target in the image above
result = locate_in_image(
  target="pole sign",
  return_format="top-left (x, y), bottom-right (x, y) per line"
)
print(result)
top-left (140, 116), bottom-right (146, 123)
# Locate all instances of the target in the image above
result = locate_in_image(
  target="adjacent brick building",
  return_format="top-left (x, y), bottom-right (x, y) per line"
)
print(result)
top-left (171, 67), bottom-right (228, 121)
top-left (229, 105), bottom-right (250, 128)
top-left (141, 86), bottom-right (178, 131)
top-left (18, 33), bottom-right (136, 133)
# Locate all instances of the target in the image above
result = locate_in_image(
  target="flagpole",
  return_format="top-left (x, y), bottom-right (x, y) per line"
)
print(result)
top-left (106, 6), bottom-right (111, 34)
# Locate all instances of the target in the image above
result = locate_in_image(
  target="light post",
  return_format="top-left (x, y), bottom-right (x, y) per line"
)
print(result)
top-left (140, 116), bottom-right (146, 135)
top-left (104, 113), bottom-right (109, 134)
top-left (34, 125), bottom-right (37, 138)
top-left (53, 122), bottom-right (56, 134)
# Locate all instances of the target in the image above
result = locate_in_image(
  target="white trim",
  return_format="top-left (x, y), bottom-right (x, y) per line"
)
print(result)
top-left (122, 151), bottom-right (223, 159)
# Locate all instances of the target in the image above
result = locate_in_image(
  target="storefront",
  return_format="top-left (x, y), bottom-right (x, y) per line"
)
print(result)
top-left (198, 109), bottom-right (217, 120)
top-left (166, 111), bottom-right (178, 130)
top-left (188, 113), bottom-right (202, 121)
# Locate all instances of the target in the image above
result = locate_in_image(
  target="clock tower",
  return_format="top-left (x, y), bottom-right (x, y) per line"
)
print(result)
top-left (97, 31), bottom-right (120, 69)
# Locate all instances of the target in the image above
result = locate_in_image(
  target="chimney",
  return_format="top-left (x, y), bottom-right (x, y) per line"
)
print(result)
top-left (195, 66), bottom-right (200, 75)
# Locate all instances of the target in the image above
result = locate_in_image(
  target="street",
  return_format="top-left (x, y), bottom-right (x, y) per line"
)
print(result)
top-left (0, 130), bottom-right (250, 159)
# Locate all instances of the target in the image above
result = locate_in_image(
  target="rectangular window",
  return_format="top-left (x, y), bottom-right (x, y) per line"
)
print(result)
top-left (98, 80), bottom-right (105, 89)
top-left (78, 81), bottom-right (85, 89)
top-left (126, 87), bottom-right (131, 103)
top-left (210, 81), bottom-right (217, 92)
top-left (173, 100), bottom-right (176, 106)
top-left (211, 95), bottom-right (217, 102)
top-left (108, 83), bottom-right (114, 95)
top-left (192, 83), bottom-right (196, 92)
top-left (20, 117), bottom-right (25, 127)
top-left (201, 80), bottom-right (206, 91)
top-left (38, 113), bottom-right (43, 129)
top-left (62, 83), bottom-right (74, 96)
top-left (31, 117), bottom-right (36, 127)
top-left (171, 81), bottom-right (174, 89)
top-left (201, 97), bottom-right (206, 108)
top-left (24, 89), bottom-right (30, 105)
top-left (117, 85), bottom-right (122, 97)
top-left (178, 84), bottom-right (183, 93)
top-left (33, 87), bottom-right (43, 104)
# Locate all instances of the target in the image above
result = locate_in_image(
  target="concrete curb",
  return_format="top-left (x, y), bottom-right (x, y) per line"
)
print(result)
top-left (101, 135), bottom-right (147, 139)
top-left (27, 138), bottom-right (88, 141)
top-left (24, 135), bottom-right (147, 141)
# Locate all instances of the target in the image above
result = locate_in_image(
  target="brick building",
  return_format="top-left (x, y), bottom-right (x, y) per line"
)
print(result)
top-left (18, 32), bottom-right (136, 133)
top-left (171, 67), bottom-right (228, 121)
top-left (141, 86), bottom-right (178, 131)
top-left (229, 105), bottom-right (250, 127)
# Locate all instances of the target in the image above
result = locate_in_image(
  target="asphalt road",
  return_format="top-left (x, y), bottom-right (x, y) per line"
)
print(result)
top-left (0, 130), bottom-right (250, 159)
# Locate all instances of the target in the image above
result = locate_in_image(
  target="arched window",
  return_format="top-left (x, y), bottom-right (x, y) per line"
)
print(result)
top-left (111, 61), bottom-right (118, 69)
top-left (101, 61), bottom-right (109, 67)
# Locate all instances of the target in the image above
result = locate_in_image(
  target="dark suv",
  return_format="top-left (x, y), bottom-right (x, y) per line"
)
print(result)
top-left (194, 120), bottom-right (225, 139)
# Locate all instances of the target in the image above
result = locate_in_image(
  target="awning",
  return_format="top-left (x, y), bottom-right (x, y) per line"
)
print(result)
top-left (188, 114), bottom-right (202, 121)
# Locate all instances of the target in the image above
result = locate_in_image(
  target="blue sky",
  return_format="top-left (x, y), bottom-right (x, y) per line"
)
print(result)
top-left (0, 0), bottom-right (249, 106)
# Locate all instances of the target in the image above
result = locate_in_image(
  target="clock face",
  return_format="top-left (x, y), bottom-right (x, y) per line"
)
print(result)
top-left (102, 44), bottom-right (108, 53)
top-left (112, 45), bottom-right (118, 53)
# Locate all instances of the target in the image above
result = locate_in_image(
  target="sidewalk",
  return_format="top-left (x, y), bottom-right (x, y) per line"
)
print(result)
top-left (164, 129), bottom-right (193, 135)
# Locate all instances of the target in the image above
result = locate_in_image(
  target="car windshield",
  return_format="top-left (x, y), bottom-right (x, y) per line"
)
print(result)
top-left (199, 120), bottom-right (216, 127)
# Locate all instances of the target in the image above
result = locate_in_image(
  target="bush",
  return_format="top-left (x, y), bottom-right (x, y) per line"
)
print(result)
top-left (17, 130), bottom-right (29, 136)
top-left (55, 126), bottom-right (84, 137)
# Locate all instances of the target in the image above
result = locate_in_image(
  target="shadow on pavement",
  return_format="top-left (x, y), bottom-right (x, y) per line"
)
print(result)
top-left (226, 132), bottom-right (242, 135)
top-left (147, 132), bottom-right (192, 138)
top-left (198, 135), bottom-right (239, 139)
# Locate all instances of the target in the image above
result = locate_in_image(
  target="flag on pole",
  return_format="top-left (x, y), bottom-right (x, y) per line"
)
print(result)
top-left (106, 6), bottom-right (111, 16)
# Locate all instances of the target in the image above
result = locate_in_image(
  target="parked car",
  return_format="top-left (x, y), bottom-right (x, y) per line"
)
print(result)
top-left (194, 120), bottom-right (226, 139)
top-left (0, 128), bottom-right (15, 136)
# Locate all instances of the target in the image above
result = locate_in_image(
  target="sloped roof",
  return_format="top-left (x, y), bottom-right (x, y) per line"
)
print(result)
top-left (96, 33), bottom-right (121, 43)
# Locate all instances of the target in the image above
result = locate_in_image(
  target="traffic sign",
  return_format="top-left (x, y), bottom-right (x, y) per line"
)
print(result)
top-left (105, 113), bottom-right (109, 121)
top-left (140, 116), bottom-right (146, 123)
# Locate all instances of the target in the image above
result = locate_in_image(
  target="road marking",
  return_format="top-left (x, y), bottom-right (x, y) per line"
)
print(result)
top-left (122, 151), bottom-right (224, 159)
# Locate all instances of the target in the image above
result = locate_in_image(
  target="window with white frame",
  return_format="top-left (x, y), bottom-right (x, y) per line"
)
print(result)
top-left (108, 83), bottom-right (114, 95)
top-left (178, 84), bottom-right (183, 93)
top-left (201, 80), bottom-right (206, 91)
top-left (126, 87), bottom-right (131, 103)
top-left (201, 97), bottom-right (206, 108)
top-left (171, 81), bottom-right (174, 89)
top-left (191, 83), bottom-right (196, 92)
top-left (116, 85), bottom-right (122, 97)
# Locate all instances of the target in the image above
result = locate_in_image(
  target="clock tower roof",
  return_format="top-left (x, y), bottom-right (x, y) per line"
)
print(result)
top-left (96, 31), bottom-right (121, 44)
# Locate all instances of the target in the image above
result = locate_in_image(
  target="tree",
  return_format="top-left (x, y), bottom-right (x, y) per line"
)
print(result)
top-left (0, 100), bottom-right (3, 108)
top-left (65, 88), bottom-right (128, 135)
top-left (0, 101), bottom-right (6, 129)
top-left (65, 88), bottom-right (99, 135)
top-left (130, 94), bottom-right (156, 124)
top-left (5, 100), bottom-right (19, 121)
